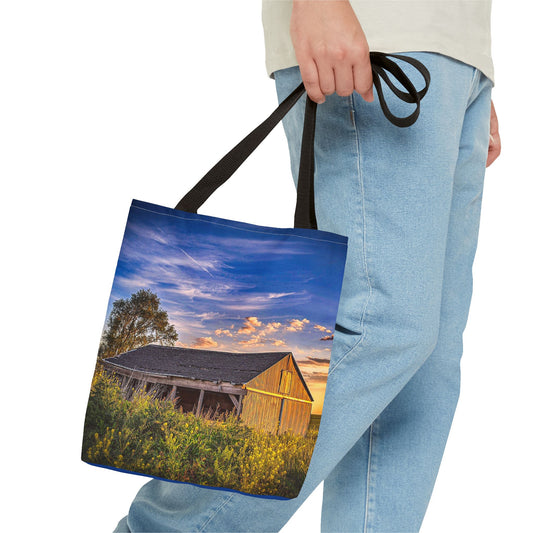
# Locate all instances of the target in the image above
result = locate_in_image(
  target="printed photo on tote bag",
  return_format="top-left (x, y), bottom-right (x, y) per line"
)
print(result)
top-left (82, 197), bottom-right (347, 499)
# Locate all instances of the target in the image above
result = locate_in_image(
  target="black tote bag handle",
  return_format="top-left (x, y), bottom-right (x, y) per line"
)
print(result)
top-left (175, 52), bottom-right (430, 230)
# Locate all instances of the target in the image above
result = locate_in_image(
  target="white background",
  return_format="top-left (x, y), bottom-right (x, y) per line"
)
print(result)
top-left (1, 1), bottom-right (531, 532)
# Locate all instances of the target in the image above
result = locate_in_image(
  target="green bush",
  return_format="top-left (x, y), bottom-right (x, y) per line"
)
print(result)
top-left (82, 370), bottom-right (317, 498)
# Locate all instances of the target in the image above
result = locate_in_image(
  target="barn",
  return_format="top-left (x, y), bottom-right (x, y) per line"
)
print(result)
top-left (102, 344), bottom-right (314, 437)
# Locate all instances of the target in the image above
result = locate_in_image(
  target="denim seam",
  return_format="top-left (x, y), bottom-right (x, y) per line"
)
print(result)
top-left (329, 330), bottom-right (366, 374)
top-left (466, 67), bottom-right (480, 108)
top-left (197, 494), bottom-right (234, 532)
top-left (329, 96), bottom-right (373, 375)
top-left (363, 422), bottom-right (375, 533)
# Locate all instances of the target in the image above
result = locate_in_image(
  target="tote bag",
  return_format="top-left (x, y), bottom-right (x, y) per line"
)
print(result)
top-left (81, 52), bottom-right (430, 500)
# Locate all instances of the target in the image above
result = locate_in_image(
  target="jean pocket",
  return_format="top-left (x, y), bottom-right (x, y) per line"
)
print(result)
top-left (330, 322), bottom-right (363, 366)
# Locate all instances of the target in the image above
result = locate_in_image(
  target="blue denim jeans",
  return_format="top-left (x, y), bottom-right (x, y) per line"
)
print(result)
top-left (114, 52), bottom-right (493, 532)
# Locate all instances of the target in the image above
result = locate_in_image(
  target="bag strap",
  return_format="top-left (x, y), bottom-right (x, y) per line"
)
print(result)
top-left (175, 52), bottom-right (430, 229)
top-left (369, 52), bottom-right (430, 127)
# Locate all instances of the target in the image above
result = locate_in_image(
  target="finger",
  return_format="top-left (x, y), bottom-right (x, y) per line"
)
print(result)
top-left (486, 147), bottom-right (497, 167)
top-left (490, 100), bottom-right (499, 135)
top-left (486, 132), bottom-right (501, 167)
top-left (352, 50), bottom-right (374, 102)
top-left (298, 59), bottom-right (325, 104)
top-left (315, 58), bottom-right (336, 98)
top-left (332, 63), bottom-right (355, 97)
top-left (486, 100), bottom-right (500, 167)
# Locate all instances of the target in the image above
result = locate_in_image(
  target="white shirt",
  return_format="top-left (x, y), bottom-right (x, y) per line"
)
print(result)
top-left (262, 0), bottom-right (494, 86)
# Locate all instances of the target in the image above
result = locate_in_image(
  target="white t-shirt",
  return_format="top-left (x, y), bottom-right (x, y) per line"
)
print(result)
top-left (262, 0), bottom-right (494, 86)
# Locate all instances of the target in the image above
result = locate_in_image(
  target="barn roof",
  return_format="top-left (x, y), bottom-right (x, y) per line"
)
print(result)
top-left (103, 344), bottom-right (293, 385)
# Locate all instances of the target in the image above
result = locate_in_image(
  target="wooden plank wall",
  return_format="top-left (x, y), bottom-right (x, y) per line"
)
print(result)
top-left (247, 355), bottom-right (311, 401)
top-left (240, 391), bottom-right (282, 434)
top-left (241, 355), bottom-right (312, 436)
top-left (279, 399), bottom-right (312, 437)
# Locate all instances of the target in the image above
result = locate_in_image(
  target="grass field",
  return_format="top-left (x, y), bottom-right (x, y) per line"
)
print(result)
top-left (82, 369), bottom-right (321, 498)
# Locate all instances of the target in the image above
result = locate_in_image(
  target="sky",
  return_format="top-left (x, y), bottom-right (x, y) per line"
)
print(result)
top-left (102, 202), bottom-right (347, 415)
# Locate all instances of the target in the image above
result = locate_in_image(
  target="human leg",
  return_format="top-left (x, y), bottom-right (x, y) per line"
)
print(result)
top-left (321, 64), bottom-right (493, 533)
top-left (114, 52), bottom-right (484, 533)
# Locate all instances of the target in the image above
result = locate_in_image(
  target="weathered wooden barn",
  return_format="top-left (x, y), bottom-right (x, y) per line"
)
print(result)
top-left (102, 344), bottom-right (314, 437)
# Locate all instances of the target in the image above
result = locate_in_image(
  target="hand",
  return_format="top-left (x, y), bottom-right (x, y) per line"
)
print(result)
top-left (290, 0), bottom-right (374, 104)
top-left (486, 99), bottom-right (501, 167)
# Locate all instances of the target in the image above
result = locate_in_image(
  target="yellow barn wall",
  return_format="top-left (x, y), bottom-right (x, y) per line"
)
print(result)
top-left (240, 354), bottom-right (312, 436)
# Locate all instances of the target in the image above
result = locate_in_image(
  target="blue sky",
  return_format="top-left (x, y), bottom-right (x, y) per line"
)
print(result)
top-left (103, 202), bottom-right (347, 413)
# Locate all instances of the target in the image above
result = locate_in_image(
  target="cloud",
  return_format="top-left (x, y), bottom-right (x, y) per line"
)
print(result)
top-left (195, 317), bottom-right (289, 351)
top-left (246, 316), bottom-right (262, 328)
top-left (268, 292), bottom-right (296, 299)
top-left (261, 322), bottom-right (283, 337)
top-left (286, 318), bottom-right (310, 332)
top-left (271, 339), bottom-right (287, 347)
top-left (238, 316), bottom-right (262, 335)
top-left (238, 335), bottom-right (266, 346)
top-left (227, 317), bottom-right (287, 347)
top-left (192, 336), bottom-right (218, 348)
top-left (168, 287), bottom-right (220, 300)
top-left (165, 279), bottom-right (255, 302)
top-left (113, 275), bottom-right (152, 290)
top-left (176, 246), bottom-right (215, 278)
top-left (195, 311), bottom-right (224, 322)
top-left (220, 291), bottom-right (311, 312)
top-left (320, 335), bottom-right (334, 341)
top-left (291, 345), bottom-right (331, 358)
top-left (306, 356), bottom-right (331, 365)
top-left (215, 328), bottom-right (234, 337)
top-left (303, 372), bottom-right (329, 384)
top-left (314, 324), bottom-right (332, 333)
top-left (296, 355), bottom-right (331, 370)
top-left (195, 234), bottom-right (317, 258)
top-left (119, 232), bottom-right (223, 276)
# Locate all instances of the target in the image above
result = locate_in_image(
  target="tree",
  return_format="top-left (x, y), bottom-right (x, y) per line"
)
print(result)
top-left (98, 289), bottom-right (178, 359)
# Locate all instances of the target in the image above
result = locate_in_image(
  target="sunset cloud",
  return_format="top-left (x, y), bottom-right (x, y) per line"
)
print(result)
top-left (215, 328), bottom-right (234, 337)
top-left (247, 316), bottom-right (262, 328)
top-left (208, 318), bottom-right (292, 350)
top-left (306, 356), bottom-right (331, 365)
top-left (320, 335), bottom-right (334, 341)
top-left (286, 318), bottom-right (310, 332)
top-left (271, 339), bottom-right (287, 347)
top-left (192, 336), bottom-right (218, 348)
top-left (238, 316), bottom-right (263, 335)
top-left (291, 345), bottom-right (331, 358)
top-left (238, 335), bottom-right (265, 346)
top-left (314, 324), bottom-right (332, 333)
top-left (262, 322), bottom-right (283, 334)
top-left (303, 372), bottom-right (329, 384)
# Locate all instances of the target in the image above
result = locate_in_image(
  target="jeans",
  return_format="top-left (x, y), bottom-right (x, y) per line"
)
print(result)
top-left (113, 51), bottom-right (493, 532)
